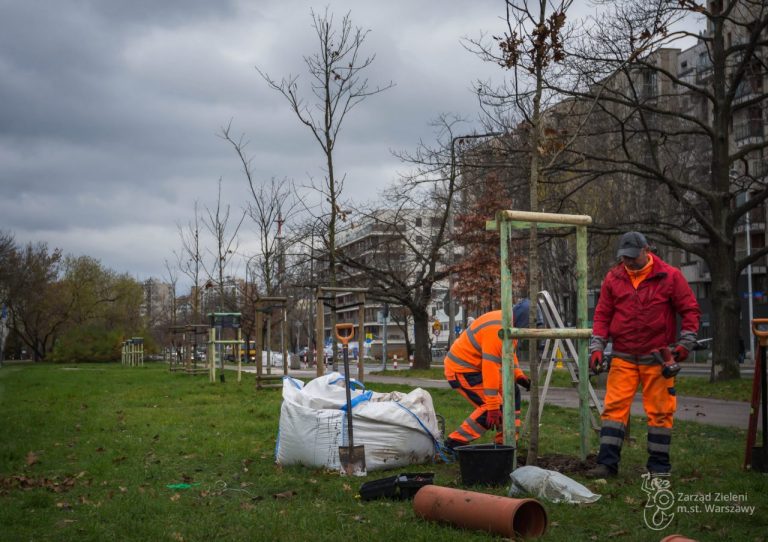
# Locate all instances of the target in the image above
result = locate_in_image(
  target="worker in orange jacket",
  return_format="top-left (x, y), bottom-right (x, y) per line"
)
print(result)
top-left (443, 300), bottom-right (533, 449)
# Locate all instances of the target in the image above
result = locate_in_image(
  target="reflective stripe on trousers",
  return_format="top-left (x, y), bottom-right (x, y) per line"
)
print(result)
top-left (598, 357), bottom-right (676, 472)
top-left (447, 375), bottom-right (521, 445)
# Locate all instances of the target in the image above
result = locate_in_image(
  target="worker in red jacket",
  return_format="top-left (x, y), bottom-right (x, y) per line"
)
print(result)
top-left (443, 301), bottom-right (533, 450)
top-left (586, 232), bottom-right (701, 478)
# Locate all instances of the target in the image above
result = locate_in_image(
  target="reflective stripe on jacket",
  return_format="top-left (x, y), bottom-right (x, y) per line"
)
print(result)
top-left (592, 253), bottom-right (701, 355)
top-left (443, 310), bottom-right (524, 410)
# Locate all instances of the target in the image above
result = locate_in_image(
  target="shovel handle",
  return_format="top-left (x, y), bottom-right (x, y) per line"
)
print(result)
top-left (335, 323), bottom-right (355, 345)
top-left (752, 319), bottom-right (768, 345)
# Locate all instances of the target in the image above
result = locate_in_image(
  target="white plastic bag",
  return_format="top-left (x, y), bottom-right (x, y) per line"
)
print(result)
top-left (509, 465), bottom-right (601, 504)
top-left (275, 373), bottom-right (440, 472)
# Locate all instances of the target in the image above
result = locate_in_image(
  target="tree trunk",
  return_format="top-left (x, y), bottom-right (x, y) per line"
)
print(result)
top-left (707, 243), bottom-right (742, 380)
top-left (411, 306), bottom-right (432, 370)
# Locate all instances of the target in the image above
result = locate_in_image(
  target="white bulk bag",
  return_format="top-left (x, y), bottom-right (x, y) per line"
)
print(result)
top-left (275, 373), bottom-right (441, 472)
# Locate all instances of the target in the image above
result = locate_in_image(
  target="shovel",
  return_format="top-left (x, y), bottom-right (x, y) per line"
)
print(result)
top-left (746, 319), bottom-right (768, 472)
top-left (335, 323), bottom-right (366, 476)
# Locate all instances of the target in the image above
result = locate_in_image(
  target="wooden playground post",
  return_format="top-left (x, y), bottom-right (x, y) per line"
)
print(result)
top-left (253, 297), bottom-right (288, 390)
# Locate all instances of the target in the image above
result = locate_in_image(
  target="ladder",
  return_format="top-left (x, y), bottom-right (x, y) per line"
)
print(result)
top-left (524, 290), bottom-right (603, 431)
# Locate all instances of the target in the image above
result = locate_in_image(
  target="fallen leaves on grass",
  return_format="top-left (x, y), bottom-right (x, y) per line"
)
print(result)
top-left (25, 451), bottom-right (40, 466)
top-left (171, 532), bottom-right (185, 541)
top-left (112, 456), bottom-right (127, 464)
top-left (273, 490), bottom-right (297, 499)
top-left (0, 474), bottom-right (77, 493)
top-left (170, 493), bottom-right (181, 502)
top-left (56, 501), bottom-right (72, 510)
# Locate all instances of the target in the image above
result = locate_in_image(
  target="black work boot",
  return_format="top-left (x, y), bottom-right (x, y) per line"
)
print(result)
top-left (585, 463), bottom-right (617, 479)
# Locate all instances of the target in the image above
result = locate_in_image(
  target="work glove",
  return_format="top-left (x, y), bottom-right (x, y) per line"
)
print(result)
top-left (516, 375), bottom-right (531, 392)
top-left (485, 409), bottom-right (503, 430)
top-left (589, 350), bottom-right (604, 375)
top-left (673, 344), bottom-right (689, 362)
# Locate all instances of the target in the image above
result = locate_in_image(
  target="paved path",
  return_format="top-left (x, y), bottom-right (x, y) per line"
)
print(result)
top-left (239, 366), bottom-right (753, 430)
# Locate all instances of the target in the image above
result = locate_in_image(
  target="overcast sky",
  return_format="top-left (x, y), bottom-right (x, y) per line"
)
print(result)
top-left (0, 0), bottom-right (701, 290)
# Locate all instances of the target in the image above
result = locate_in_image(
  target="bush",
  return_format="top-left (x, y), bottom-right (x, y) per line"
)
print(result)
top-left (49, 326), bottom-right (124, 363)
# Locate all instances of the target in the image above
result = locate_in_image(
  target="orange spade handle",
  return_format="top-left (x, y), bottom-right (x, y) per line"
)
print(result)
top-left (334, 323), bottom-right (355, 345)
top-left (752, 319), bottom-right (768, 346)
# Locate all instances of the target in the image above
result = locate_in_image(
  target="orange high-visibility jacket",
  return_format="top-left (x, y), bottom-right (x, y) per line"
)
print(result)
top-left (444, 310), bottom-right (524, 410)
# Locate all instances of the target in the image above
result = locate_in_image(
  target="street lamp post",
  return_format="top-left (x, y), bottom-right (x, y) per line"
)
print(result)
top-left (447, 131), bottom-right (503, 347)
top-left (732, 170), bottom-right (756, 365)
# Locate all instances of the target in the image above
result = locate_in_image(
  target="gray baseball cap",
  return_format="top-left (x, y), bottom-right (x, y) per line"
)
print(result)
top-left (616, 231), bottom-right (648, 258)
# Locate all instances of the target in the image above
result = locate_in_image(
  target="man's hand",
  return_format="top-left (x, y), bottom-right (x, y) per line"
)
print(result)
top-left (485, 409), bottom-right (502, 430)
top-left (516, 375), bottom-right (531, 392)
top-left (673, 344), bottom-right (689, 362)
top-left (589, 351), bottom-right (604, 375)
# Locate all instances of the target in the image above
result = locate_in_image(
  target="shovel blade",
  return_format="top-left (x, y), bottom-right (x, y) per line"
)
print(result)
top-left (339, 445), bottom-right (367, 477)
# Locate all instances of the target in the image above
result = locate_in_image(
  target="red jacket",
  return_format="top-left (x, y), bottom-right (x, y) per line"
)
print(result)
top-left (592, 253), bottom-right (700, 355)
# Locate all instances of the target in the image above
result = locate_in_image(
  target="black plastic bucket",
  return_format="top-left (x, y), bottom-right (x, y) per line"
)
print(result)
top-left (455, 444), bottom-right (515, 486)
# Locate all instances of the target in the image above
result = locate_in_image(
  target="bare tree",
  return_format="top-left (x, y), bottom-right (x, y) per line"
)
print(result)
top-left (555, 0), bottom-right (768, 379)
top-left (257, 7), bottom-right (393, 356)
top-left (220, 122), bottom-right (299, 296)
top-left (466, 0), bottom-right (575, 465)
top-left (175, 201), bottom-right (204, 323)
top-left (336, 117), bottom-right (467, 368)
top-left (201, 179), bottom-right (246, 313)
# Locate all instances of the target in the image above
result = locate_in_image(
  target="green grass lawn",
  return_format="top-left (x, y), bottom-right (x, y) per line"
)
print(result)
top-left (0, 364), bottom-right (765, 542)
top-left (376, 366), bottom-right (753, 402)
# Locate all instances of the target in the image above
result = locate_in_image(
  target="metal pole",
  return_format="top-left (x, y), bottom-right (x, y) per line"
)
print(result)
top-left (357, 293), bottom-right (366, 383)
top-left (447, 132), bottom-right (503, 346)
top-left (382, 308), bottom-right (388, 371)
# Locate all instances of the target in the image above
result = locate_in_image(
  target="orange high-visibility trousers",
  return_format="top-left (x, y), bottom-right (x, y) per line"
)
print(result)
top-left (597, 357), bottom-right (677, 473)
top-left (602, 357), bottom-right (677, 428)
top-left (446, 371), bottom-right (521, 445)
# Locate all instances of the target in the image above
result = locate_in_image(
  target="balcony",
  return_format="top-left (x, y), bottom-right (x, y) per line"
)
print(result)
top-left (681, 261), bottom-right (710, 282)
top-left (733, 121), bottom-right (765, 146)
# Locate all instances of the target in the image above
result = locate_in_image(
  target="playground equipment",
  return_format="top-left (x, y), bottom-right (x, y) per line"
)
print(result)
top-left (168, 324), bottom-right (208, 375)
top-left (251, 297), bottom-right (289, 390)
top-left (315, 287), bottom-right (368, 382)
top-left (487, 210), bottom-right (593, 464)
top-left (121, 337), bottom-right (144, 367)
top-left (207, 312), bottom-right (242, 383)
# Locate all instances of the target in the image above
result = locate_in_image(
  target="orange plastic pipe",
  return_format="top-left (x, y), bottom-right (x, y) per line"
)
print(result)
top-left (413, 485), bottom-right (547, 538)
top-left (660, 535), bottom-right (698, 542)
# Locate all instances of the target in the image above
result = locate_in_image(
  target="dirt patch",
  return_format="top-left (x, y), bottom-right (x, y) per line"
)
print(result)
top-left (517, 453), bottom-right (598, 475)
